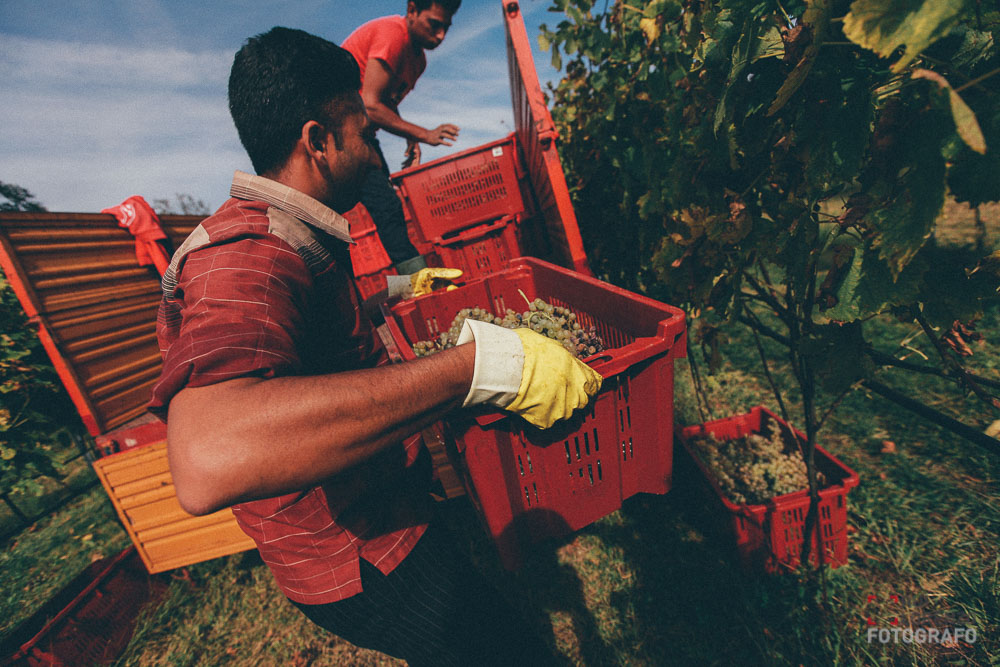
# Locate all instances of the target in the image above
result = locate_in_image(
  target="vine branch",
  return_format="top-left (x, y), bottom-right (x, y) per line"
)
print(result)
top-left (911, 307), bottom-right (1000, 410)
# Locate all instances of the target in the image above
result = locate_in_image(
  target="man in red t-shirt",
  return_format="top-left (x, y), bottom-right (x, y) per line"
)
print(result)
top-left (342, 0), bottom-right (462, 272)
top-left (153, 26), bottom-right (598, 666)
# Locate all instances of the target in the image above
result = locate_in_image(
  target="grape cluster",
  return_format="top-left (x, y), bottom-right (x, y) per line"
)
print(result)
top-left (410, 297), bottom-right (604, 360)
top-left (689, 420), bottom-right (826, 505)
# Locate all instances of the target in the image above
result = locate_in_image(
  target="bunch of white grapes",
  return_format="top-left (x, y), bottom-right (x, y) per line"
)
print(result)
top-left (689, 420), bottom-right (825, 505)
top-left (411, 297), bottom-right (605, 360)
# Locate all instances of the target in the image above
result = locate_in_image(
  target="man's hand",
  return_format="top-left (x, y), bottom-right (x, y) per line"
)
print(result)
top-left (386, 267), bottom-right (463, 299)
top-left (423, 124), bottom-right (460, 146)
top-left (457, 320), bottom-right (603, 429)
top-left (403, 140), bottom-right (421, 168)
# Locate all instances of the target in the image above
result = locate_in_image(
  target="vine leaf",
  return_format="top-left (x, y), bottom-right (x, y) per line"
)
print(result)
top-left (912, 69), bottom-right (987, 154)
top-left (798, 323), bottom-right (872, 394)
top-left (768, 0), bottom-right (829, 116)
top-left (754, 26), bottom-right (785, 63)
top-left (640, 17), bottom-right (661, 44)
top-left (866, 105), bottom-right (948, 280)
top-left (843, 0), bottom-right (967, 73)
top-left (817, 241), bottom-right (865, 324)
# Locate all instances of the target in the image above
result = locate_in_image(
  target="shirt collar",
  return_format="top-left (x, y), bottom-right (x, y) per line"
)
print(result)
top-left (229, 170), bottom-right (353, 243)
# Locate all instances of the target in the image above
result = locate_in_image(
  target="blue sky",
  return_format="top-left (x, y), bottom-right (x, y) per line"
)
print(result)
top-left (0, 0), bottom-right (562, 212)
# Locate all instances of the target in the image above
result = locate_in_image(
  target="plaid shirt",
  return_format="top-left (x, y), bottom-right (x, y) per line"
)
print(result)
top-left (149, 171), bottom-right (430, 604)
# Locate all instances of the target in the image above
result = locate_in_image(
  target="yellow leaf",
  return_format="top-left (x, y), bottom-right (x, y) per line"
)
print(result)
top-left (640, 17), bottom-right (661, 44)
top-left (912, 69), bottom-right (987, 154)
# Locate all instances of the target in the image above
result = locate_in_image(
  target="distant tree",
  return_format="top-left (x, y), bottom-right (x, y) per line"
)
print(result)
top-left (152, 193), bottom-right (211, 216)
top-left (0, 182), bottom-right (47, 212)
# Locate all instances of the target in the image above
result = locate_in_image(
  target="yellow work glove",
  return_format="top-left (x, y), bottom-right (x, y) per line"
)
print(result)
top-left (456, 319), bottom-right (603, 429)
top-left (386, 268), bottom-right (463, 299)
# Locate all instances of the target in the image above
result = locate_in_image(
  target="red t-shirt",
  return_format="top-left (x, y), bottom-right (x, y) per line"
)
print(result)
top-left (149, 171), bottom-right (430, 604)
top-left (342, 15), bottom-right (426, 108)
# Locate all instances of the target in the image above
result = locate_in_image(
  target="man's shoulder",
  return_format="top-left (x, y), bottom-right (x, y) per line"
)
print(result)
top-left (164, 199), bottom-right (298, 288)
top-left (198, 197), bottom-right (271, 241)
top-left (361, 14), bottom-right (408, 34)
top-left (162, 199), bottom-right (319, 299)
top-left (344, 15), bottom-right (409, 50)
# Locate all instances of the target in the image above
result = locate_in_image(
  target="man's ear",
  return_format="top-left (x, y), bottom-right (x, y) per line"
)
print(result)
top-left (303, 121), bottom-right (326, 157)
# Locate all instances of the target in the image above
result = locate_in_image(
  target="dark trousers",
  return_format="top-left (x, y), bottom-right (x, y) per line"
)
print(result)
top-left (291, 519), bottom-right (555, 667)
top-left (361, 140), bottom-right (420, 265)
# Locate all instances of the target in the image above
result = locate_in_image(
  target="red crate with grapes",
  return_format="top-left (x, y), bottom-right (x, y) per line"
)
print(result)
top-left (678, 407), bottom-right (860, 572)
top-left (383, 257), bottom-right (686, 569)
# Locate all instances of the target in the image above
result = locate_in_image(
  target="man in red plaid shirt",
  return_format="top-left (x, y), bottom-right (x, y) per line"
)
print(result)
top-left (149, 26), bottom-right (600, 666)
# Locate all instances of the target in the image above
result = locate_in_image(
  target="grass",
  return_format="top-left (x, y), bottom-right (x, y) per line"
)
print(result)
top-left (0, 453), bottom-right (99, 537)
top-left (2, 209), bottom-right (998, 665)
top-left (0, 482), bottom-right (131, 640)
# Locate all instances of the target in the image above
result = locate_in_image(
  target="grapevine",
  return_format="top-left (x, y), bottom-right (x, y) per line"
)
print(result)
top-left (689, 421), bottom-right (826, 506)
top-left (540, 0), bottom-right (1000, 565)
top-left (411, 297), bottom-right (605, 359)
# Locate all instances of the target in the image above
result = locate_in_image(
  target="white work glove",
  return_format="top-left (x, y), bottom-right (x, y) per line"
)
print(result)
top-left (386, 267), bottom-right (463, 299)
top-left (457, 319), bottom-right (603, 429)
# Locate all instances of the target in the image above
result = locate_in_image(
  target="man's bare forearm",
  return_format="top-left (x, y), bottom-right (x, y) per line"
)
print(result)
top-left (167, 344), bottom-right (475, 515)
top-left (365, 100), bottom-right (428, 144)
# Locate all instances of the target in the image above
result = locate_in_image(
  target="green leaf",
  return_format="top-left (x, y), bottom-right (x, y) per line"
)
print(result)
top-left (948, 105), bottom-right (1000, 206)
top-left (538, 30), bottom-right (552, 53)
top-left (952, 28), bottom-right (994, 69)
top-left (753, 26), bottom-right (784, 62)
top-left (911, 69), bottom-right (986, 154)
top-left (843, 0), bottom-right (967, 73)
top-left (867, 106), bottom-right (949, 278)
top-left (818, 243), bottom-right (865, 323)
top-left (800, 323), bottom-right (873, 394)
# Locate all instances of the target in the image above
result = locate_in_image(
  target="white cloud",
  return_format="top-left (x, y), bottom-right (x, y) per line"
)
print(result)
top-left (0, 34), bottom-right (238, 211)
top-left (0, 35), bottom-right (231, 90)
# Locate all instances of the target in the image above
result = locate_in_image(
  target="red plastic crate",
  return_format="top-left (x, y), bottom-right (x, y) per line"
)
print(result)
top-left (384, 257), bottom-right (686, 569)
top-left (345, 203), bottom-right (397, 300)
top-left (678, 407), bottom-right (860, 572)
top-left (424, 215), bottom-right (524, 282)
top-left (391, 134), bottom-right (529, 242)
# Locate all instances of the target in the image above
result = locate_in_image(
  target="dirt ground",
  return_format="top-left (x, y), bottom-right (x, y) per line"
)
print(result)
top-left (934, 199), bottom-right (1000, 248)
